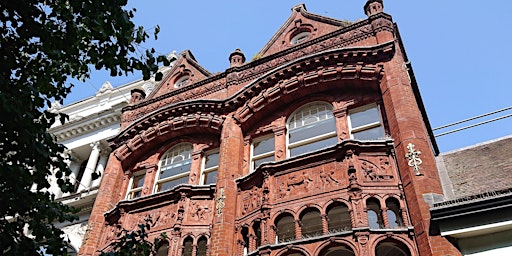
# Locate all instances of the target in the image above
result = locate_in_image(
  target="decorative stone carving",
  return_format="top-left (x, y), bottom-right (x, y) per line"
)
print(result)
top-left (361, 160), bottom-right (393, 181)
top-left (318, 170), bottom-right (340, 187)
top-left (216, 188), bottom-right (226, 217)
top-left (406, 143), bottom-right (422, 176)
top-left (190, 201), bottom-right (211, 221)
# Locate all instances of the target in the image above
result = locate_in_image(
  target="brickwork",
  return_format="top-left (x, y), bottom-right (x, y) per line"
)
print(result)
top-left (79, 1), bottom-right (457, 255)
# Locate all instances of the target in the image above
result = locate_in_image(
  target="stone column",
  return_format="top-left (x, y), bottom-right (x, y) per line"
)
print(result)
top-left (91, 145), bottom-right (109, 188)
top-left (78, 141), bottom-right (100, 192)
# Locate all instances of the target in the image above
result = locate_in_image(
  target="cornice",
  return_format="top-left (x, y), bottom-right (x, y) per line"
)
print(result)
top-left (50, 109), bottom-right (122, 142)
top-left (235, 139), bottom-right (395, 189)
top-left (104, 184), bottom-right (215, 224)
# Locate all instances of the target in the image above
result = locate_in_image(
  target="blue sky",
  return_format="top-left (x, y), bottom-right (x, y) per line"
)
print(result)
top-left (64, 1), bottom-right (512, 153)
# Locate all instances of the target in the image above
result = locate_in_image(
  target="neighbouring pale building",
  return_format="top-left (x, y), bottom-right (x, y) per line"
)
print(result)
top-left (46, 53), bottom-right (177, 253)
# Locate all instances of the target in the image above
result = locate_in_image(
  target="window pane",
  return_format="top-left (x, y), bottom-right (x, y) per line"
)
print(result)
top-left (327, 204), bottom-right (352, 232)
top-left (129, 190), bottom-right (142, 199)
top-left (352, 126), bottom-right (384, 140)
top-left (205, 152), bottom-right (219, 169)
top-left (368, 210), bottom-right (380, 229)
top-left (300, 210), bottom-right (323, 237)
top-left (182, 238), bottom-right (193, 256)
top-left (253, 222), bottom-right (261, 248)
top-left (132, 175), bottom-right (145, 189)
top-left (290, 136), bottom-right (337, 157)
top-left (157, 242), bottom-right (169, 256)
top-left (350, 107), bottom-right (380, 128)
top-left (204, 170), bottom-right (217, 185)
top-left (197, 237), bottom-right (207, 256)
top-left (254, 155), bottom-right (275, 169)
top-left (387, 210), bottom-right (398, 228)
top-left (160, 161), bottom-right (191, 179)
top-left (276, 215), bottom-right (295, 243)
top-left (253, 137), bottom-right (274, 156)
top-left (158, 175), bottom-right (189, 192)
top-left (289, 119), bottom-right (336, 143)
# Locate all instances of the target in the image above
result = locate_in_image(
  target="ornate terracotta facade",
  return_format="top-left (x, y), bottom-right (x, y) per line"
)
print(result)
top-left (79, 1), bottom-right (460, 255)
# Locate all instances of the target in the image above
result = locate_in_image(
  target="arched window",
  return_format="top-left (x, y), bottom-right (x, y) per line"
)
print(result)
top-left (241, 226), bottom-right (249, 255)
top-left (252, 221), bottom-right (261, 249)
top-left (287, 102), bottom-right (337, 157)
top-left (327, 203), bottom-right (352, 233)
top-left (182, 237), bottom-right (193, 256)
top-left (319, 244), bottom-right (356, 256)
top-left (156, 143), bottom-right (192, 192)
top-left (348, 104), bottom-right (385, 140)
top-left (386, 198), bottom-right (404, 228)
top-left (174, 76), bottom-right (189, 88)
top-left (283, 252), bottom-right (307, 256)
top-left (375, 239), bottom-right (412, 256)
top-left (367, 198), bottom-right (384, 229)
top-left (197, 236), bottom-right (208, 256)
top-left (290, 31), bottom-right (311, 44)
top-left (275, 213), bottom-right (295, 243)
top-left (156, 241), bottom-right (169, 256)
top-left (300, 208), bottom-right (323, 238)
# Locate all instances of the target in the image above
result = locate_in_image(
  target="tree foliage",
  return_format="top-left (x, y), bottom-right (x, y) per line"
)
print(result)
top-left (0, 0), bottom-right (169, 254)
top-left (100, 218), bottom-right (167, 256)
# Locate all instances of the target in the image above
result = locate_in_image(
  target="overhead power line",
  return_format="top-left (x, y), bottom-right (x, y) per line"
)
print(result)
top-left (433, 106), bottom-right (512, 137)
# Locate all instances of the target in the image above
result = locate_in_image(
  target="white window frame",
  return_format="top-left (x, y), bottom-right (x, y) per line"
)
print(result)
top-left (348, 103), bottom-right (385, 140)
top-left (126, 170), bottom-right (145, 199)
top-left (250, 134), bottom-right (275, 172)
top-left (286, 102), bottom-right (337, 158)
top-left (201, 149), bottom-right (219, 185)
top-left (154, 143), bottom-right (192, 193)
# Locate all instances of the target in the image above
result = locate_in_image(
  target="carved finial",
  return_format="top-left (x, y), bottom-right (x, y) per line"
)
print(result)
top-left (229, 49), bottom-right (245, 67)
top-left (364, 0), bottom-right (384, 17)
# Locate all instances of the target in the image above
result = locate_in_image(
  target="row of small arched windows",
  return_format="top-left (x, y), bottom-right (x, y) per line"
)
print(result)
top-left (280, 239), bottom-right (412, 256)
top-left (155, 236), bottom-right (208, 256)
top-left (241, 198), bottom-right (405, 253)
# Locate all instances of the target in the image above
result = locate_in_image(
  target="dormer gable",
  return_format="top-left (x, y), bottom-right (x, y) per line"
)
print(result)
top-left (257, 4), bottom-right (352, 58)
top-left (147, 50), bottom-right (212, 99)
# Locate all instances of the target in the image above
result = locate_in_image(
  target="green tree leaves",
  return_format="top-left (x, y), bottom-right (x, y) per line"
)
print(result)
top-left (0, 0), bottom-right (169, 254)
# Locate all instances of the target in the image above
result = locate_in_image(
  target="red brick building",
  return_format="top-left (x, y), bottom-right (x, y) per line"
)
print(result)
top-left (79, 1), bottom-right (461, 255)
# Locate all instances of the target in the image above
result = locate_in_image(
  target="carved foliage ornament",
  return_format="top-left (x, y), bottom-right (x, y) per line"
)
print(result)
top-left (405, 143), bottom-right (422, 176)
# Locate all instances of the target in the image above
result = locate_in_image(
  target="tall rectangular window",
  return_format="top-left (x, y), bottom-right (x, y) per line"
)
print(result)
top-left (348, 104), bottom-right (385, 140)
top-left (202, 149), bottom-right (219, 185)
top-left (127, 171), bottom-right (145, 199)
top-left (251, 135), bottom-right (275, 172)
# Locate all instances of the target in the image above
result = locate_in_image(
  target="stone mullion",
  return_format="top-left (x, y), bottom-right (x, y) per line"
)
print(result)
top-left (382, 207), bottom-right (390, 228)
top-left (248, 234), bottom-right (256, 252)
top-left (321, 214), bottom-right (329, 235)
top-left (190, 150), bottom-right (204, 185)
top-left (294, 219), bottom-right (302, 240)
top-left (273, 126), bottom-right (287, 161)
top-left (333, 107), bottom-right (349, 141)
